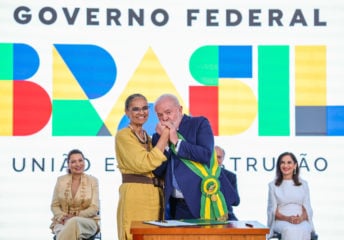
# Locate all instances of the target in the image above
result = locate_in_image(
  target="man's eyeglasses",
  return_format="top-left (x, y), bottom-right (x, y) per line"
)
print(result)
top-left (131, 106), bottom-right (149, 112)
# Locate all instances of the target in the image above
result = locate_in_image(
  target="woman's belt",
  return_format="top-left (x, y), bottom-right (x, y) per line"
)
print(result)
top-left (122, 174), bottom-right (163, 188)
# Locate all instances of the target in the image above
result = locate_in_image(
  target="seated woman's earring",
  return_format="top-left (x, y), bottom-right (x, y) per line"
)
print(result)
top-left (293, 168), bottom-right (296, 175)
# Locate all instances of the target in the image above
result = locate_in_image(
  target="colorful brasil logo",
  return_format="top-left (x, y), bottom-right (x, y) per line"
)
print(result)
top-left (0, 43), bottom-right (343, 136)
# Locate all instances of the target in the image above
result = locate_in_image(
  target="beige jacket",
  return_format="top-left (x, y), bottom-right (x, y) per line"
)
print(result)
top-left (50, 173), bottom-right (100, 230)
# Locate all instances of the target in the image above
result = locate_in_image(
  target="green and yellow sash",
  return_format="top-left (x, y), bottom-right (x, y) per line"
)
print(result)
top-left (170, 133), bottom-right (228, 220)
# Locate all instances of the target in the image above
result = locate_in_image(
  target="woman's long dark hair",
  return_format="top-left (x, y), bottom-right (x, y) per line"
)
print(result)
top-left (275, 152), bottom-right (301, 186)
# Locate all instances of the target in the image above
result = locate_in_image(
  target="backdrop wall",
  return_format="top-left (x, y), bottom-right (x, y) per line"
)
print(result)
top-left (1, 1), bottom-right (343, 239)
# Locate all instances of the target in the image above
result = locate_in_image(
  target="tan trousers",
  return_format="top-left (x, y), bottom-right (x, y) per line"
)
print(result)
top-left (54, 216), bottom-right (98, 240)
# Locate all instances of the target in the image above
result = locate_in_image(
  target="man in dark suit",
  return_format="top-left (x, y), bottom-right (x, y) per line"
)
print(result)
top-left (152, 94), bottom-right (239, 220)
top-left (215, 145), bottom-right (240, 220)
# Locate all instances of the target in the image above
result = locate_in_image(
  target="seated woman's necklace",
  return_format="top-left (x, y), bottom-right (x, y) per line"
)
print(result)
top-left (128, 124), bottom-right (149, 150)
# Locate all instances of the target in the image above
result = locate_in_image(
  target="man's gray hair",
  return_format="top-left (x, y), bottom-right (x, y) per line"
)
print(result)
top-left (155, 93), bottom-right (180, 107)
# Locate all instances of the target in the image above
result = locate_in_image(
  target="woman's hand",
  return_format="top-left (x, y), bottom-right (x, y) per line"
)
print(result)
top-left (295, 214), bottom-right (304, 224)
top-left (155, 121), bottom-right (166, 135)
top-left (289, 206), bottom-right (308, 224)
top-left (288, 214), bottom-right (304, 224)
top-left (61, 214), bottom-right (75, 224)
top-left (155, 124), bottom-right (170, 152)
top-left (161, 121), bottom-right (178, 145)
top-left (276, 209), bottom-right (305, 224)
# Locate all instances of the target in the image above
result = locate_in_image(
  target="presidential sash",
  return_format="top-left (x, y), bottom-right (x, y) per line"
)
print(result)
top-left (170, 133), bottom-right (228, 220)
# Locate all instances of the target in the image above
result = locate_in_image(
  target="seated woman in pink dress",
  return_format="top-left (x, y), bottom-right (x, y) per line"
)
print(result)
top-left (267, 152), bottom-right (315, 240)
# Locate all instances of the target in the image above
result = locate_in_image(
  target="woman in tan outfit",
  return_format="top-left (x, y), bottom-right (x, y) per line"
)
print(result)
top-left (50, 149), bottom-right (100, 240)
top-left (115, 93), bottom-right (169, 240)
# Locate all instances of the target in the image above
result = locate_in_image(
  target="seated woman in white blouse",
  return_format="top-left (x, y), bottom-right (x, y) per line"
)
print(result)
top-left (267, 152), bottom-right (315, 240)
